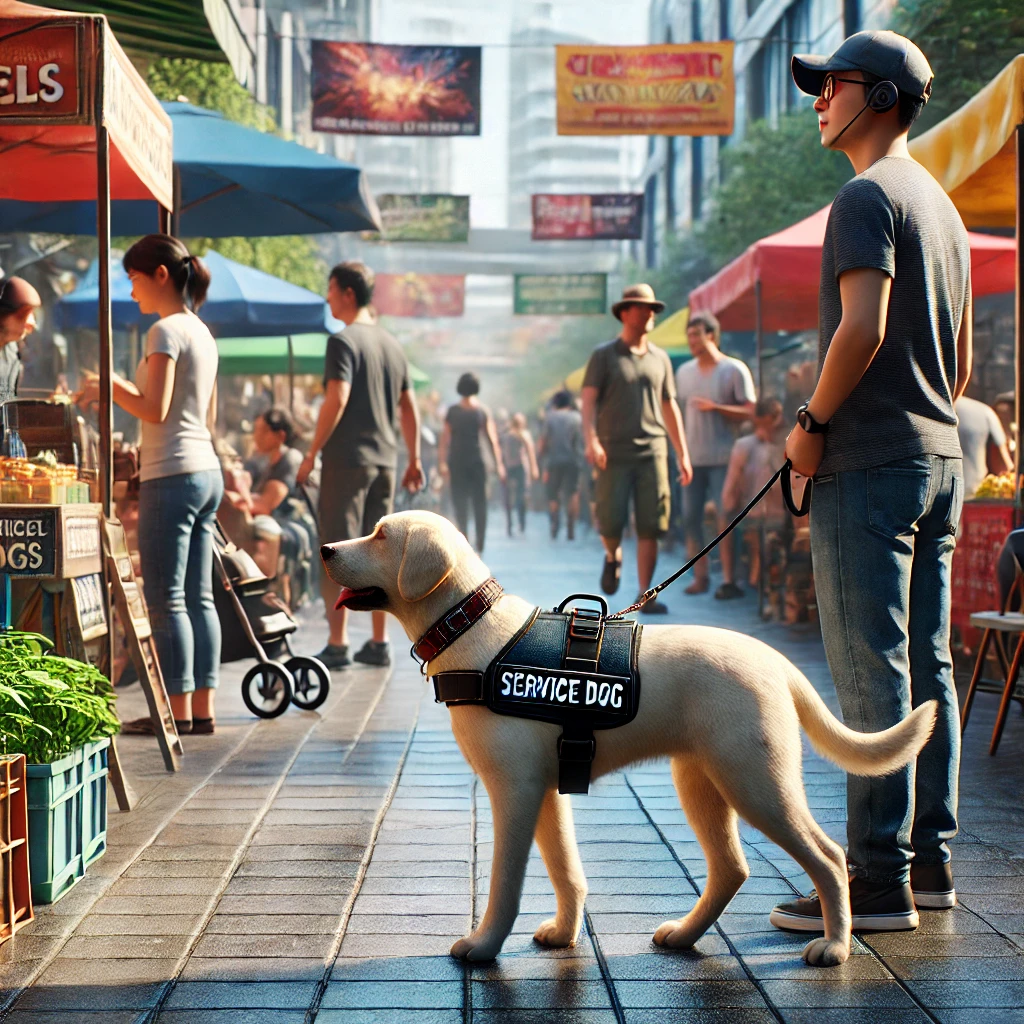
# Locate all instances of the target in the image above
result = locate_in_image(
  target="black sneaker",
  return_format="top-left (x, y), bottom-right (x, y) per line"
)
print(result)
top-left (316, 644), bottom-right (351, 670)
top-left (638, 595), bottom-right (669, 615)
top-left (714, 582), bottom-right (744, 600)
top-left (911, 861), bottom-right (956, 909)
top-left (769, 877), bottom-right (919, 932)
top-left (600, 557), bottom-right (622, 595)
top-left (353, 640), bottom-right (391, 667)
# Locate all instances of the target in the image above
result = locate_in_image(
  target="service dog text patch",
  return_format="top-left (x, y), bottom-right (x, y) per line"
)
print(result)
top-left (492, 662), bottom-right (634, 720)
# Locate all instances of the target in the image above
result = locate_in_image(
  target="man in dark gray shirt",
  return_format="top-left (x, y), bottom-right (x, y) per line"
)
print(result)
top-left (772, 31), bottom-right (972, 939)
top-left (539, 390), bottom-right (583, 540)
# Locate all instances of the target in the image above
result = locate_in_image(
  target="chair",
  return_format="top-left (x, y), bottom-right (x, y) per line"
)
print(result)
top-left (961, 529), bottom-right (1024, 754)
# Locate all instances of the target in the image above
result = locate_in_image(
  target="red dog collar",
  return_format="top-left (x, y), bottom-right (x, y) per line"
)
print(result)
top-left (412, 578), bottom-right (503, 667)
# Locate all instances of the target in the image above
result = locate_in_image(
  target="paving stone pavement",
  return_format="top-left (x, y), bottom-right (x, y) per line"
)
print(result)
top-left (3, 511), bottom-right (1024, 1023)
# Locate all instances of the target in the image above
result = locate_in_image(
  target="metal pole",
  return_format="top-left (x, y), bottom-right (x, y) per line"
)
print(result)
top-left (96, 63), bottom-right (113, 521)
top-left (1015, 124), bottom-right (1023, 523)
top-left (256, 0), bottom-right (268, 106)
top-left (171, 164), bottom-right (182, 238)
top-left (280, 11), bottom-right (294, 139)
top-left (754, 279), bottom-right (763, 394)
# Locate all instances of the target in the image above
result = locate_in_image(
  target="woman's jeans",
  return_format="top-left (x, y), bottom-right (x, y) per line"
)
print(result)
top-left (450, 463), bottom-right (488, 553)
top-left (505, 465), bottom-right (527, 534)
top-left (139, 469), bottom-right (224, 696)
top-left (810, 455), bottom-right (964, 884)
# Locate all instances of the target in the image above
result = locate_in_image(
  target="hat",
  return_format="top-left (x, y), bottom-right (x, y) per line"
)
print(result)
top-left (791, 30), bottom-right (933, 102)
top-left (612, 283), bottom-right (665, 321)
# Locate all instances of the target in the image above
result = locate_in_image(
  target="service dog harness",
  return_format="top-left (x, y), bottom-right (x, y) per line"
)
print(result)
top-left (419, 585), bottom-right (641, 795)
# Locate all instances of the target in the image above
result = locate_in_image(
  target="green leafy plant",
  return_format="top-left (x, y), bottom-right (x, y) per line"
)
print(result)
top-left (0, 632), bottom-right (119, 764)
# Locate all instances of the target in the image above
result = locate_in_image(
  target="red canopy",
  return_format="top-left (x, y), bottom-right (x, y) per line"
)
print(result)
top-left (688, 203), bottom-right (1017, 332)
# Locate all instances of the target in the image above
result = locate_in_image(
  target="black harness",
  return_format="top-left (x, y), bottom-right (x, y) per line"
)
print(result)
top-left (432, 595), bottom-right (641, 794)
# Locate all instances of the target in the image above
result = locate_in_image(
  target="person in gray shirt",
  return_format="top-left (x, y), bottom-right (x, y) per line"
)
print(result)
top-left (539, 390), bottom-right (583, 540)
top-left (954, 395), bottom-right (1012, 498)
top-left (775, 31), bottom-right (971, 938)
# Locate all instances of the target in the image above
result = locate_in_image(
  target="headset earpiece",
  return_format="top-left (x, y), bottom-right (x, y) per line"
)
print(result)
top-left (867, 80), bottom-right (898, 114)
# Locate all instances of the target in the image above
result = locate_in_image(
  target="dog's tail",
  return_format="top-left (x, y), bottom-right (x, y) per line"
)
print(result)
top-left (787, 668), bottom-right (936, 776)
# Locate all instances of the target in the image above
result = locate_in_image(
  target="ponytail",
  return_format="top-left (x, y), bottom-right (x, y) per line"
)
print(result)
top-left (123, 234), bottom-right (211, 312)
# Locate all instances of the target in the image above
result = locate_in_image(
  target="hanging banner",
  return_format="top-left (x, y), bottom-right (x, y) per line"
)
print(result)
top-left (532, 194), bottom-right (644, 240)
top-left (556, 42), bottom-right (735, 136)
top-left (311, 42), bottom-right (482, 136)
top-left (0, 16), bottom-right (87, 123)
top-left (374, 274), bottom-right (465, 317)
top-left (364, 194), bottom-right (470, 242)
top-left (514, 274), bottom-right (607, 315)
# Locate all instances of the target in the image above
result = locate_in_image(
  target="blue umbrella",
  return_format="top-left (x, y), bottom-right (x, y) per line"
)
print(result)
top-left (55, 251), bottom-right (336, 337)
top-left (0, 103), bottom-right (381, 237)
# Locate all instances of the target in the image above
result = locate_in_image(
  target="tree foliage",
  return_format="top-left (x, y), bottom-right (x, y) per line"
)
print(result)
top-left (145, 59), bottom-right (327, 294)
top-left (891, 0), bottom-right (1024, 133)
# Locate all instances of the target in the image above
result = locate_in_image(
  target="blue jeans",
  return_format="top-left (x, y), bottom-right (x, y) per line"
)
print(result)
top-left (811, 454), bottom-right (964, 884)
top-left (683, 464), bottom-right (728, 543)
top-left (138, 469), bottom-right (224, 696)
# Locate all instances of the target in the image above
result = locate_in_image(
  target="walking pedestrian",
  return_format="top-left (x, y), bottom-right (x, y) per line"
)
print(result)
top-left (297, 261), bottom-right (424, 670)
top-left (501, 412), bottom-right (539, 535)
top-left (772, 30), bottom-right (971, 934)
top-left (674, 312), bottom-right (756, 599)
top-left (438, 372), bottom-right (506, 553)
top-left (581, 284), bottom-right (693, 613)
top-left (539, 389), bottom-right (584, 540)
top-left (78, 235), bottom-right (223, 734)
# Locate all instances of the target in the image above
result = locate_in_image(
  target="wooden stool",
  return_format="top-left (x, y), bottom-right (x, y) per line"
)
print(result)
top-left (962, 608), bottom-right (1024, 755)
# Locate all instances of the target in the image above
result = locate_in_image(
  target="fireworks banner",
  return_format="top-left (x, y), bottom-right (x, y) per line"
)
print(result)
top-left (374, 274), bottom-right (466, 317)
top-left (311, 42), bottom-right (482, 136)
top-left (514, 274), bottom-right (607, 316)
top-left (555, 42), bottom-right (735, 135)
top-left (532, 194), bottom-right (644, 240)
top-left (364, 194), bottom-right (470, 242)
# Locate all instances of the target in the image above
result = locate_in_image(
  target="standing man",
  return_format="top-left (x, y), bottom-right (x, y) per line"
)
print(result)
top-left (771, 31), bottom-right (970, 934)
top-left (298, 262), bottom-right (424, 669)
top-left (539, 390), bottom-right (584, 540)
top-left (674, 312), bottom-right (756, 599)
top-left (955, 394), bottom-right (1012, 498)
top-left (0, 276), bottom-right (42, 402)
top-left (582, 284), bottom-right (693, 613)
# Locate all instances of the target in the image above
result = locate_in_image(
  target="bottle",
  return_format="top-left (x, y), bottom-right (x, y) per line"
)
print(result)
top-left (3, 427), bottom-right (26, 460)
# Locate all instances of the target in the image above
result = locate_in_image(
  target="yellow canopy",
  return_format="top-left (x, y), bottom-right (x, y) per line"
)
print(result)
top-left (909, 55), bottom-right (1024, 229)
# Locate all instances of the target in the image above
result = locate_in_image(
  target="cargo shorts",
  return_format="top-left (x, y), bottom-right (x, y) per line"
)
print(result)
top-left (318, 464), bottom-right (395, 546)
top-left (594, 456), bottom-right (670, 541)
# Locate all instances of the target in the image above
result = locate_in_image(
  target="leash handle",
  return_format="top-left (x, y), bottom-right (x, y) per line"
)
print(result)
top-left (556, 594), bottom-right (609, 617)
top-left (781, 459), bottom-right (812, 517)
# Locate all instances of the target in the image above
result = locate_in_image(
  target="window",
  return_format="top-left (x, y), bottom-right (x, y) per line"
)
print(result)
top-left (666, 138), bottom-right (676, 229)
top-left (691, 136), bottom-right (704, 221)
top-left (691, 0), bottom-right (702, 42)
top-left (844, 0), bottom-right (861, 36)
top-left (719, 0), bottom-right (729, 40)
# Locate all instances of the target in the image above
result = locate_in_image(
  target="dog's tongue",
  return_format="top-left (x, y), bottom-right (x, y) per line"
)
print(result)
top-left (335, 587), bottom-right (359, 610)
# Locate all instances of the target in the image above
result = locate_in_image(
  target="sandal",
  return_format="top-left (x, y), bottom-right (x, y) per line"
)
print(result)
top-left (600, 556), bottom-right (622, 595)
top-left (121, 716), bottom-right (192, 735)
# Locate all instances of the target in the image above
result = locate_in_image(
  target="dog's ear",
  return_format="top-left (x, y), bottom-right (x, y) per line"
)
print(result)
top-left (397, 522), bottom-right (459, 603)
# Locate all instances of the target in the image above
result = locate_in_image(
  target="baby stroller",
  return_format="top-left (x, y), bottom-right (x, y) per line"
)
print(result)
top-left (213, 522), bottom-right (330, 718)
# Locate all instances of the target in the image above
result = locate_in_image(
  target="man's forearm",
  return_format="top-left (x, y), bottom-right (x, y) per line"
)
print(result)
top-left (807, 321), bottom-right (883, 422)
top-left (715, 403), bottom-right (755, 422)
top-left (399, 395), bottom-right (421, 463)
top-left (581, 390), bottom-right (598, 445)
top-left (309, 392), bottom-right (343, 457)
top-left (663, 400), bottom-right (689, 462)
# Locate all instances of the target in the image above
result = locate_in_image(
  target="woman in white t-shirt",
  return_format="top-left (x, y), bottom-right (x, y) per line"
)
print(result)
top-left (81, 234), bottom-right (223, 734)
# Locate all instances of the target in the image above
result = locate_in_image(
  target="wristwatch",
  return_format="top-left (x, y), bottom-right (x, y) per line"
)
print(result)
top-left (796, 403), bottom-right (829, 434)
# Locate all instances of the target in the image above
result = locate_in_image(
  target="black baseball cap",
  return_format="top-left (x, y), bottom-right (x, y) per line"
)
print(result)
top-left (791, 30), bottom-right (933, 102)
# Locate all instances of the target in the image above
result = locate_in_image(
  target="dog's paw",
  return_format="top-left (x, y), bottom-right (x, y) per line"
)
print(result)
top-left (801, 937), bottom-right (850, 966)
top-left (652, 918), bottom-right (700, 949)
top-left (533, 918), bottom-right (578, 949)
top-left (450, 932), bottom-right (502, 962)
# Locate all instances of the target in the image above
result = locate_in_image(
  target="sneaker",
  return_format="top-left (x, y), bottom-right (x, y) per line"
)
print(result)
top-left (684, 579), bottom-right (709, 595)
top-left (911, 861), bottom-right (956, 909)
top-left (714, 582), bottom-right (744, 600)
top-left (353, 640), bottom-right (391, 667)
top-left (638, 596), bottom-right (669, 615)
top-left (769, 877), bottom-right (919, 933)
top-left (600, 557), bottom-right (622, 595)
top-left (192, 717), bottom-right (215, 735)
top-left (316, 644), bottom-right (351, 670)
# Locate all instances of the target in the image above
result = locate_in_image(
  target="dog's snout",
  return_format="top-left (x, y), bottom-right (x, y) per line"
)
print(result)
top-left (320, 544), bottom-right (335, 563)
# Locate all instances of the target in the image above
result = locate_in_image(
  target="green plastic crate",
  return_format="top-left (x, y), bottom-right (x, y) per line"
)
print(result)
top-left (26, 738), bottom-right (110, 904)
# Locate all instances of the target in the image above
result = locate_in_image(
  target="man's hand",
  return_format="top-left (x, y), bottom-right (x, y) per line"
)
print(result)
top-left (785, 423), bottom-right (825, 478)
top-left (438, 461), bottom-right (450, 480)
top-left (676, 450), bottom-right (694, 487)
top-left (586, 436), bottom-right (607, 471)
top-left (297, 452), bottom-right (316, 486)
top-left (496, 462), bottom-right (507, 484)
top-left (402, 459), bottom-right (425, 493)
top-left (692, 397), bottom-right (718, 413)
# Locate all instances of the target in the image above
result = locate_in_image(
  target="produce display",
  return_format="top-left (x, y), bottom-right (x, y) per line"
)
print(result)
top-left (974, 472), bottom-right (1015, 500)
top-left (0, 631), bottom-right (119, 764)
top-left (0, 452), bottom-right (89, 505)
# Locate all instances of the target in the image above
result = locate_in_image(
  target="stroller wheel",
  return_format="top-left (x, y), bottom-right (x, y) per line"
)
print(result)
top-left (286, 656), bottom-right (331, 712)
top-left (241, 662), bottom-right (294, 718)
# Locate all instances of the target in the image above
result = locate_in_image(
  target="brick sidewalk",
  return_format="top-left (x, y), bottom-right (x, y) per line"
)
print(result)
top-left (3, 512), bottom-right (1024, 1023)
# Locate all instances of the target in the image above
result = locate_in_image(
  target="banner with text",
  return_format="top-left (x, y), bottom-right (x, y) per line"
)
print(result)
top-left (514, 274), bottom-right (607, 315)
top-left (365, 194), bottom-right (470, 242)
top-left (374, 274), bottom-right (466, 317)
top-left (532, 194), bottom-right (644, 240)
top-left (555, 42), bottom-right (735, 136)
top-left (311, 42), bottom-right (481, 136)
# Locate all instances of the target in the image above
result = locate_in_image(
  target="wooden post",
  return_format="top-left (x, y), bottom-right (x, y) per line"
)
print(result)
top-left (754, 278), bottom-right (763, 394)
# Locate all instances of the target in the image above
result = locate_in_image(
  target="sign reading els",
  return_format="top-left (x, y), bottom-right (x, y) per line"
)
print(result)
top-left (0, 21), bottom-right (83, 121)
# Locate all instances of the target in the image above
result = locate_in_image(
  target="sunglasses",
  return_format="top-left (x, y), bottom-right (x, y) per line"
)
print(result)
top-left (820, 72), bottom-right (874, 103)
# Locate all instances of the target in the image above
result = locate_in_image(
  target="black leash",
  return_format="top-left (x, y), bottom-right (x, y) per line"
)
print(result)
top-left (612, 460), bottom-right (811, 617)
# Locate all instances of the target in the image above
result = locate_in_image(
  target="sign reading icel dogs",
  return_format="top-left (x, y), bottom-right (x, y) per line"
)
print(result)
top-left (556, 42), bottom-right (735, 136)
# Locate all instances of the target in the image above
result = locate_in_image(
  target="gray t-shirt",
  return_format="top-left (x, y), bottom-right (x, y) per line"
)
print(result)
top-left (675, 356), bottom-right (756, 467)
top-left (137, 312), bottom-right (220, 483)
top-left (542, 408), bottom-right (583, 466)
top-left (956, 396), bottom-right (1006, 497)
top-left (817, 156), bottom-right (970, 476)
top-left (323, 322), bottom-right (410, 469)
top-left (582, 338), bottom-right (675, 461)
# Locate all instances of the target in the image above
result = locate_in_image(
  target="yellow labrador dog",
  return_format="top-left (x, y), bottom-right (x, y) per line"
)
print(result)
top-left (321, 510), bottom-right (935, 968)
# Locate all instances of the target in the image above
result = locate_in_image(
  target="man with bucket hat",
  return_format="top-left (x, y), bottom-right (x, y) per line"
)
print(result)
top-left (581, 284), bottom-right (693, 612)
top-left (771, 30), bottom-right (972, 936)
